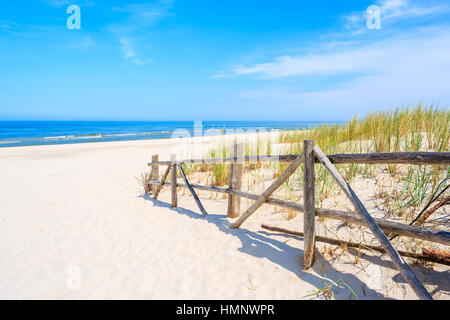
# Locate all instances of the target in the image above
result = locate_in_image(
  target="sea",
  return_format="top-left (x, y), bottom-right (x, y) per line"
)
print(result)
top-left (0, 121), bottom-right (340, 148)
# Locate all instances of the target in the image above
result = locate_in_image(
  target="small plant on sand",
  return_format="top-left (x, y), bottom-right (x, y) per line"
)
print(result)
top-left (136, 172), bottom-right (152, 194)
top-left (305, 270), bottom-right (359, 300)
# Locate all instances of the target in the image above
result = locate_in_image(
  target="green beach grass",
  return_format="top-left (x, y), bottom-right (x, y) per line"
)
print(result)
top-left (185, 105), bottom-right (449, 225)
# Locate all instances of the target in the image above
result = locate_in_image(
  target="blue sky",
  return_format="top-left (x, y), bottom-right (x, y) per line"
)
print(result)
top-left (1, 0), bottom-right (449, 121)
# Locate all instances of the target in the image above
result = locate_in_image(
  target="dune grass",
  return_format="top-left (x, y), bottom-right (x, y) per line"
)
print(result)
top-left (184, 105), bottom-right (449, 225)
top-left (276, 105), bottom-right (449, 211)
top-left (183, 134), bottom-right (273, 187)
top-left (279, 104), bottom-right (449, 154)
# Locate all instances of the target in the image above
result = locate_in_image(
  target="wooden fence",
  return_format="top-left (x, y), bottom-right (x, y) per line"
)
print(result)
top-left (147, 141), bottom-right (450, 300)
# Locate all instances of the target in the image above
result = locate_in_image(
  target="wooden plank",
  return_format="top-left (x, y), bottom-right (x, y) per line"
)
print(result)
top-left (422, 248), bottom-right (450, 263)
top-left (151, 155), bottom-right (159, 195)
top-left (227, 143), bottom-right (243, 218)
top-left (177, 162), bottom-right (208, 216)
top-left (261, 224), bottom-right (450, 266)
top-left (148, 152), bottom-right (450, 166)
top-left (171, 155), bottom-right (177, 208)
top-left (303, 140), bottom-right (316, 269)
top-left (179, 155), bottom-right (276, 165)
top-left (230, 154), bottom-right (304, 229)
top-left (153, 165), bottom-right (171, 200)
top-left (146, 179), bottom-right (450, 245)
top-left (311, 206), bottom-right (450, 246)
top-left (314, 145), bottom-right (432, 300)
top-left (323, 152), bottom-right (450, 165)
top-left (227, 159), bottom-right (234, 217)
top-left (148, 160), bottom-right (172, 166)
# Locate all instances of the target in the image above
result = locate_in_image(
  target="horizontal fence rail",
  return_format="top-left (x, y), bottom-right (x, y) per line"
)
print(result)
top-left (261, 224), bottom-right (450, 266)
top-left (148, 152), bottom-right (450, 167)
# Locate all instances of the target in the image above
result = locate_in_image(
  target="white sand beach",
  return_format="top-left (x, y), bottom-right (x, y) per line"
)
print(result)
top-left (0, 134), bottom-right (448, 300)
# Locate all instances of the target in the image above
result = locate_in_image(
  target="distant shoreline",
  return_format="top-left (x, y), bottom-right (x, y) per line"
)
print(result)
top-left (0, 120), bottom-right (341, 148)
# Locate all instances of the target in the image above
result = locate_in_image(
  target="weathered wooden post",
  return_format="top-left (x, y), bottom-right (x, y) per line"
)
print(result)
top-left (227, 142), bottom-right (243, 218)
top-left (303, 140), bottom-right (316, 270)
top-left (151, 154), bottom-right (159, 195)
top-left (171, 154), bottom-right (178, 208)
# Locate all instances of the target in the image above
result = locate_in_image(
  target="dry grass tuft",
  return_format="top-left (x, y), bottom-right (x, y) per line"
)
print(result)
top-left (136, 172), bottom-right (152, 194)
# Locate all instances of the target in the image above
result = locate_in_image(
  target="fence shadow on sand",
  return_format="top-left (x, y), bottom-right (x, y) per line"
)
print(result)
top-left (141, 194), bottom-right (394, 300)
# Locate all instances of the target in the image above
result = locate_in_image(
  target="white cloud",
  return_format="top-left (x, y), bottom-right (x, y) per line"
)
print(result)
top-left (0, 20), bottom-right (18, 31)
top-left (119, 37), bottom-right (136, 58)
top-left (211, 0), bottom-right (450, 116)
top-left (118, 36), bottom-right (153, 65)
top-left (41, 0), bottom-right (96, 7)
top-left (132, 58), bottom-right (153, 65)
top-left (67, 35), bottom-right (95, 50)
top-left (0, 21), bottom-right (97, 53)
top-left (379, 0), bottom-right (439, 20)
top-left (230, 22), bottom-right (450, 79)
top-left (233, 48), bottom-right (386, 78)
top-left (218, 1), bottom-right (450, 80)
top-left (41, 0), bottom-right (73, 7)
top-left (107, 0), bottom-right (174, 65)
top-left (235, 26), bottom-right (450, 114)
top-left (110, 0), bottom-right (173, 31)
top-left (0, 20), bottom-right (23, 36)
top-left (345, 0), bottom-right (448, 29)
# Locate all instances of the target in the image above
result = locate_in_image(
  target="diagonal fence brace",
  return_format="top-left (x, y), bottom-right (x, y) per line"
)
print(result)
top-left (314, 145), bottom-right (432, 300)
top-left (177, 162), bottom-right (208, 217)
top-left (231, 154), bottom-right (304, 229)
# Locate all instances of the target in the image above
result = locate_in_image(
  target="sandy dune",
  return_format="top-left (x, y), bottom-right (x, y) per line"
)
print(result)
top-left (0, 136), bottom-right (448, 300)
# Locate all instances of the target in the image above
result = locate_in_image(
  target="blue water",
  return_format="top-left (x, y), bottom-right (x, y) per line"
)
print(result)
top-left (0, 121), bottom-right (339, 148)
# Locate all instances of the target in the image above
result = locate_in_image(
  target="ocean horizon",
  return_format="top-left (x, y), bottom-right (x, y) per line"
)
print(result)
top-left (0, 120), bottom-right (342, 148)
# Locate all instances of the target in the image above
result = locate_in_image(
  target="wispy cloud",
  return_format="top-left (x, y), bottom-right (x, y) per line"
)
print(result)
top-left (218, 1), bottom-right (450, 79)
top-left (232, 48), bottom-right (385, 78)
top-left (345, 0), bottom-right (448, 30)
top-left (232, 21), bottom-right (450, 78)
top-left (214, 0), bottom-right (450, 116)
top-left (67, 35), bottom-right (95, 51)
top-left (109, 0), bottom-right (174, 33)
top-left (41, 0), bottom-right (73, 7)
top-left (0, 20), bottom-right (97, 52)
top-left (236, 26), bottom-right (450, 113)
top-left (119, 37), bottom-right (136, 59)
top-left (0, 20), bottom-right (22, 35)
top-left (41, 0), bottom-right (96, 8)
top-left (118, 36), bottom-right (153, 65)
top-left (107, 0), bottom-right (174, 65)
